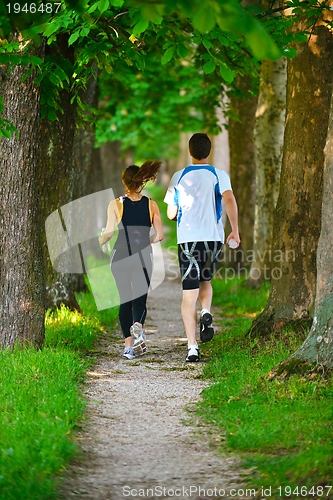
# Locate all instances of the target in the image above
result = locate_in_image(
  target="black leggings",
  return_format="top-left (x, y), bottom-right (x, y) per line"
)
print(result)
top-left (111, 250), bottom-right (152, 339)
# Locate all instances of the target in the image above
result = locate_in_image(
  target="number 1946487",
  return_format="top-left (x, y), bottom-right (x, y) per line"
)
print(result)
top-left (6, 2), bottom-right (62, 13)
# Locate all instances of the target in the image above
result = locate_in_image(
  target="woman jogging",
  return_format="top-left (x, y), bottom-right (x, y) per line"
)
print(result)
top-left (99, 160), bottom-right (164, 360)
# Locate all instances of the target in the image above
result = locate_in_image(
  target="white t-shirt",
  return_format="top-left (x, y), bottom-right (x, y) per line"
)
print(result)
top-left (164, 164), bottom-right (232, 244)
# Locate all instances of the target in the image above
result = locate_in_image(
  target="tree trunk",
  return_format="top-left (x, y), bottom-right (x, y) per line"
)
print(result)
top-left (247, 57), bottom-right (287, 287)
top-left (99, 140), bottom-right (131, 198)
top-left (227, 75), bottom-right (258, 270)
top-left (39, 35), bottom-right (81, 311)
top-left (269, 87), bottom-right (333, 376)
top-left (75, 65), bottom-right (98, 200)
top-left (0, 41), bottom-right (45, 348)
top-left (73, 66), bottom-right (99, 294)
top-left (249, 24), bottom-right (333, 336)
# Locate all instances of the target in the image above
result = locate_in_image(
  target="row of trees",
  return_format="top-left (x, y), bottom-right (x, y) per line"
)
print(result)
top-left (224, 4), bottom-right (333, 371)
top-left (1, 0), bottom-right (333, 369)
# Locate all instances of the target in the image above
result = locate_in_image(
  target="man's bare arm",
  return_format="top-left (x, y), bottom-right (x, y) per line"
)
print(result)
top-left (223, 190), bottom-right (240, 245)
top-left (167, 204), bottom-right (178, 221)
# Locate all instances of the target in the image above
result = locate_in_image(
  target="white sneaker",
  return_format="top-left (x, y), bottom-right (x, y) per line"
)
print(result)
top-left (133, 332), bottom-right (147, 356)
top-left (186, 345), bottom-right (200, 362)
top-left (122, 347), bottom-right (135, 360)
top-left (130, 323), bottom-right (146, 356)
top-left (130, 323), bottom-right (143, 339)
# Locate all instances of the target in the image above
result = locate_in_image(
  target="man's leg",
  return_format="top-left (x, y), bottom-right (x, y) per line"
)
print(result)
top-left (198, 280), bottom-right (213, 311)
top-left (181, 288), bottom-right (199, 346)
top-left (199, 280), bottom-right (214, 343)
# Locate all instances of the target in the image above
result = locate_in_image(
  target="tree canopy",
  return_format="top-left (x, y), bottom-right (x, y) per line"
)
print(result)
top-left (0, 0), bottom-right (287, 135)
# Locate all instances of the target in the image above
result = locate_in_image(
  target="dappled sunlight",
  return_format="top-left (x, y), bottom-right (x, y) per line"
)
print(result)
top-left (86, 370), bottom-right (111, 378)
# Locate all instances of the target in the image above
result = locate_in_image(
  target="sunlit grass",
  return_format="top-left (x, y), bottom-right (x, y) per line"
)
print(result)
top-left (0, 285), bottom-right (118, 500)
top-left (0, 348), bottom-right (87, 500)
top-left (198, 278), bottom-right (333, 494)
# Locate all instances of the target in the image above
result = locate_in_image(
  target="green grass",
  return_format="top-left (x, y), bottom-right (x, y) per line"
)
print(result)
top-left (0, 286), bottom-right (118, 500)
top-left (150, 183), bottom-right (333, 493)
top-left (198, 278), bottom-right (333, 496)
top-left (0, 348), bottom-right (87, 500)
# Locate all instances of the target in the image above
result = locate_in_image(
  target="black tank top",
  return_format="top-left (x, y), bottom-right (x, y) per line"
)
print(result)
top-left (114, 195), bottom-right (151, 257)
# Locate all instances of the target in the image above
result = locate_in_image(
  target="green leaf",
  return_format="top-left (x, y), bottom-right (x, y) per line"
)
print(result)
top-left (132, 18), bottom-right (149, 36)
top-left (177, 43), bottom-right (188, 58)
top-left (80, 27), bottom-right (90, 37)
top-left (87, 2), bottom-right (98, 13)
top-left (134, 53), bottom-right (145, 71)
top-left (156, 26), bottom-right (168, 40)
top-left (97, 0), bottom-right (109, 13)
top-left (49, 72), bottom-right (62, 86)
top-left (110, 0), bottom-right (124, 5)
top-left (283, 47), bottom-right (297, 58)
top-left (54, 66), bottom-right (70, 83)
top-left (141, 4), bottom-right (164, 23)
top-left (43, 22), bottom-right (59, 38)
top-left (21, 67), bottom-right (34, 83)
top-left (295, 32), bottom-right (308, 43)
top-left (192, 7), bottom-right (216, 33)
top-left (68, 31), bottom-right (80, 46)
top-left (1, 129), bottom-right (12, 139)
top-left (48, 109), bottom-right (58, 121)
top-left (246, 27), bottom-right (281, 60)
top-left (202, 38), bottom-right (213, 50)
top-left (161, 46), bottom-right (175, 65)
top-left (30, 56), bottom-right (43, 65)
top-left (219, 63), bottom-right (234, 83)
top-left (203, 59), bottom-right (216, 74)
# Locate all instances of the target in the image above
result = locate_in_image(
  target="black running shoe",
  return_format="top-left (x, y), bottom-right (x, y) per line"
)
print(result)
top-left (200, 309), bottom-right (214, 343)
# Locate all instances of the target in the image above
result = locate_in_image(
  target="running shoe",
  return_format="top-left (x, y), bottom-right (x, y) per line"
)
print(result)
top-left (130, 323), bottom-right (147, 356)
top-left (133, 332), bottom-right (147, 356)
top-left (130, 322), bottom-right (143, 339)
top-left (122, 347), bottom-right (135, 360)
top-left (200, 309), bottom-right (214, 343)
top-left (186, 345), bottom-right (200, 362)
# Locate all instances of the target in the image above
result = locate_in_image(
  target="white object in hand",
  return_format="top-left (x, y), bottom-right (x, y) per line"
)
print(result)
top-left (101, 228), bottom-right (111, 253)
top-left (228, 238), bottom-right (239, 249)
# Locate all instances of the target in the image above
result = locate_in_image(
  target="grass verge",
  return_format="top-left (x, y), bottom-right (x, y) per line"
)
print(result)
top-left (0, 287), bottom-right (118, 500)
top-left (198, 277), bottom-right (333, 498)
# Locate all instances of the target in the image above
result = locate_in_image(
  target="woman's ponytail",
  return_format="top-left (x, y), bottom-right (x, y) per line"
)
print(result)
top-left (122, 160), bottom-right (162, 191)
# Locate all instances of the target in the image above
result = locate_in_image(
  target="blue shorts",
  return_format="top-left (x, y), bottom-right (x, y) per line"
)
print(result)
top-left (178, 241), bottom-right (223, 290)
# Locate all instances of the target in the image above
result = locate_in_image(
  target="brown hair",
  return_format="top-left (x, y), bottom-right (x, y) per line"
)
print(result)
top-left (122, 160), bottom-right (162, 192)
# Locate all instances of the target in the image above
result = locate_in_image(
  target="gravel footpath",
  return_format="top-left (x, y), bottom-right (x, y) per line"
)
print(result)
top-left (58, 253), bottom-right (249, 500)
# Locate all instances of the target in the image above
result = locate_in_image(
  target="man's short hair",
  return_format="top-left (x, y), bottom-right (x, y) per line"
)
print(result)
top-left (189, 133), bottom-right (211, 160)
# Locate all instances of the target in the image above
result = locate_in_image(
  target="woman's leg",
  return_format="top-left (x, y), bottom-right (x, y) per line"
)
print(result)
top-left (111, 259), bottom-right (133, 340)
top-left (131, 264), bottom-right (151, 327)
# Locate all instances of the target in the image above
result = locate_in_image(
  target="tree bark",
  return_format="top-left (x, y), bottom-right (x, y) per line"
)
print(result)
top-left (249, 24), bottom-right (333, 336)
top-left (269, 86), bottom-right (333, 375)
top-left (227, 75), bottom-right (258, 269)
top-left (75, 65), bottom-right (98, 200)
top-left (39, 35), bottom-right (81, 311)
top-left (0, 40), bottom-right (45, 348)
top-left (99, 140), bottom-right (130, 198)
top-left (247, 57), bottom-right (287, 287)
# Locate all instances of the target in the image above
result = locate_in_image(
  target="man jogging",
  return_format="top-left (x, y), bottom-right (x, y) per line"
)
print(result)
top-left (164, 133), bottom-right (240, 362)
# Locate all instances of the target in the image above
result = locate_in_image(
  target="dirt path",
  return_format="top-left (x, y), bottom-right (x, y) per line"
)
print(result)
top-left (59, 253), bottom-right (248, 500)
